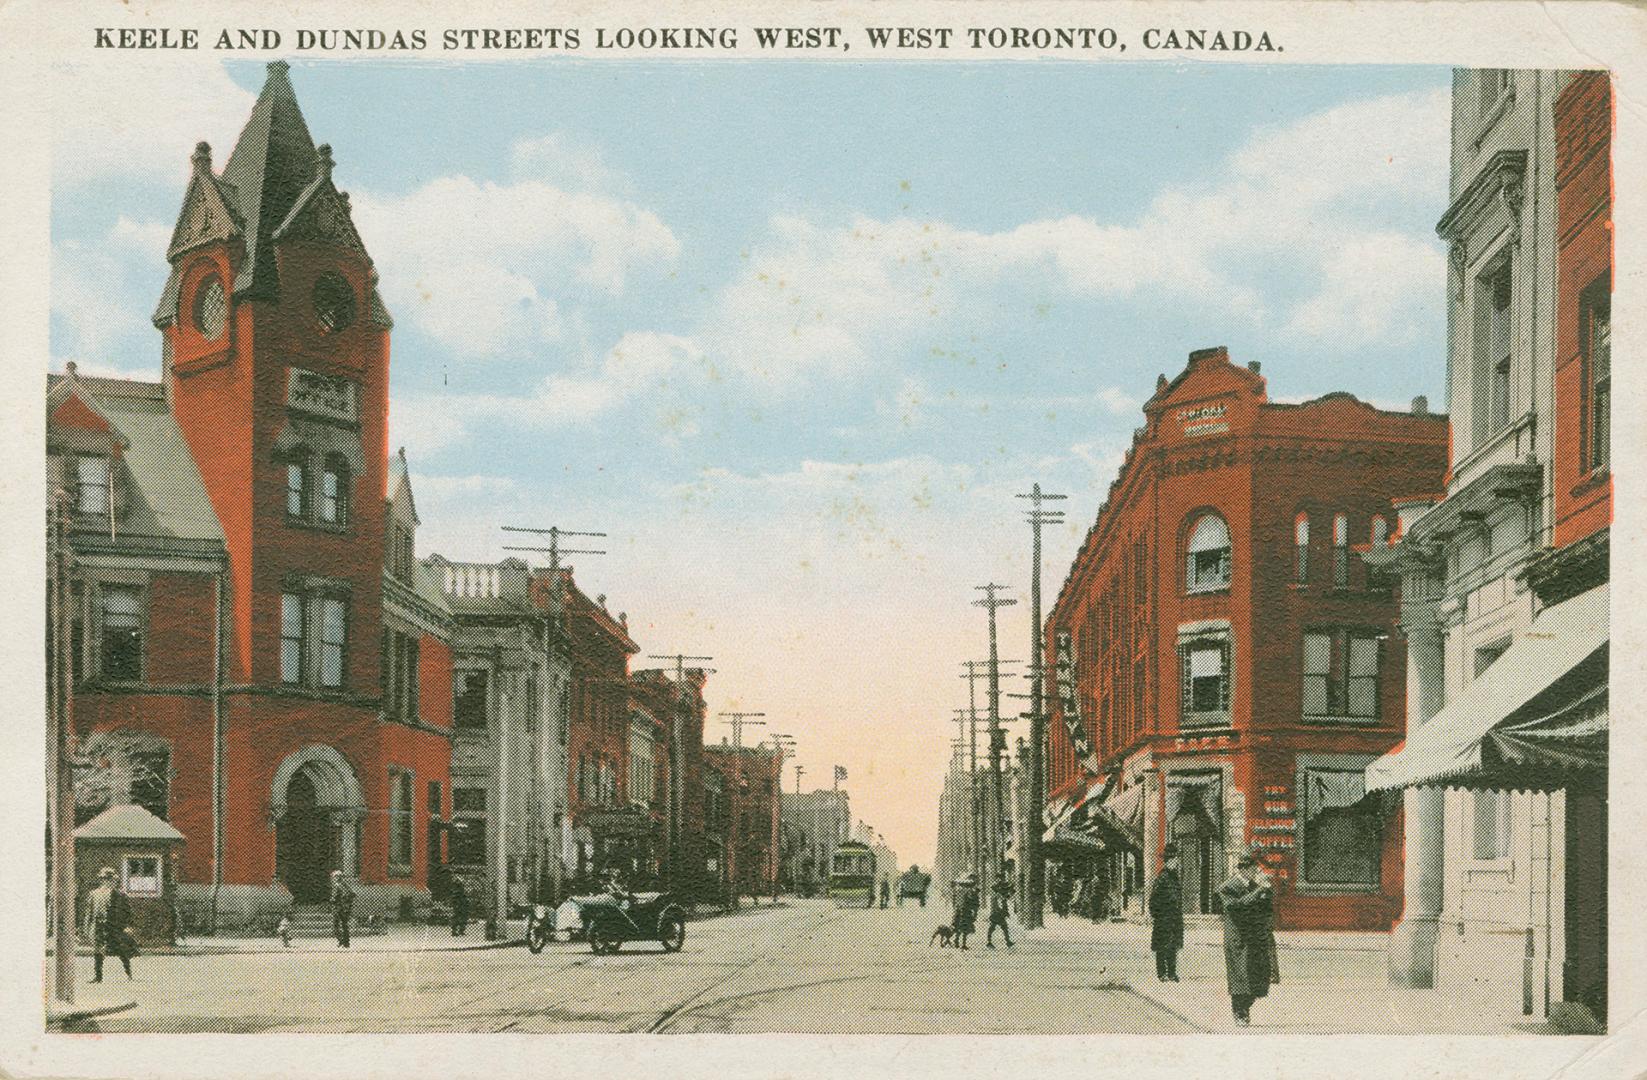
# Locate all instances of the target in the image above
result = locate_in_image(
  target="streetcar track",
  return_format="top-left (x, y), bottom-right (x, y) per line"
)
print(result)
top-left (646, 904), bottom-right (839, 1033)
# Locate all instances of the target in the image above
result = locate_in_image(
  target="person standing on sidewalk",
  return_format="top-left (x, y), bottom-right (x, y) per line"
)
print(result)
top-left (1149, 843), bottom-right (1184, 982)
top-left (449, 874), bottom-right (470, 937)
top-left (329, 869), bottom-right (354, 948)
top-left (952, 874), bottom-right (977, 950)
top-left (84, 866), bottom-right (135, 982)
top-left (1216, 850), bottom-right (1274, 1025)
top-left (985, 874), bottom-right (1014, 948)
top-left (879, 877), bottom-right (891, 909)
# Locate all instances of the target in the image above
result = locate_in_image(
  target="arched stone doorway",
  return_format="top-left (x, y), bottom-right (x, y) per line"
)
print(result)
top-left (271, 746), bottom-right (364, 903)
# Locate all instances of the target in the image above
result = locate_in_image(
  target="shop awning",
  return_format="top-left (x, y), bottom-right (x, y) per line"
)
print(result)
top-left (1102, 783), bottom-right (1144, 832)
top-left (1367, 584), bottom-right (1609, 793)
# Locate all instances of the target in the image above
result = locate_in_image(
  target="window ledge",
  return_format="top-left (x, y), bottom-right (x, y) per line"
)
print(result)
top-left (1292, 882), bottom-right (1382, 896)
top-left (286, 518), bottom-right (352, 536)
top-left (387, 864), bottom-right (414, 879)
top-left (1184, 586), bottom-right (1231, 598)
top-left (1571, 467), bottom-right (1610, 497)
top-left (1300, 715), bottom-right (1382, 726)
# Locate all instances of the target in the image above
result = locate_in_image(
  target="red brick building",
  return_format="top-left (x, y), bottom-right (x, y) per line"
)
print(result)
top-left (629, 667), bottom-right (712, 899)
top-left (49, 61), bottom-right (454, 930)
top-left (1044, 347), bottom-right (1447, 931)
top-left (551, 571), bottom-right (644, 881)
top-left (702, 742), bottom-right (783, 903)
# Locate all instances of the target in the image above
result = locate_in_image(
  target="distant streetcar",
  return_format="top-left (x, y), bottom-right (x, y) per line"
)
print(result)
top-left (828, 840), bottom-right (877, 908)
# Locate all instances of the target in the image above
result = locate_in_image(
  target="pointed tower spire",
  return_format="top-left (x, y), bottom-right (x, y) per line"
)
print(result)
top-left (219, 59), bottom-right (320, 301)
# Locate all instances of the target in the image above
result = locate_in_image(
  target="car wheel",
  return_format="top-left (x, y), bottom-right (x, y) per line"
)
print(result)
top-left (588, 926), bottom-right (620, 955)
top-left (658, 915), bottom-right (685, 952)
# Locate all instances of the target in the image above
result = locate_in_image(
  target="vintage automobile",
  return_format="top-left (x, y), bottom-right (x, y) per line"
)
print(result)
top-left (576, 890), bottom-right (688, 954)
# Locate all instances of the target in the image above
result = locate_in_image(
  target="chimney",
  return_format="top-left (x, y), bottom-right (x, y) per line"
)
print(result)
top-left (191, 141), bottom-right (213, 177)
top-left (1411, 395), bottom-right (1429, 416)
top-left (1247, 361), bottom-right (1262, 374)
top-left (1187, 345), bottom-right (1229, 365)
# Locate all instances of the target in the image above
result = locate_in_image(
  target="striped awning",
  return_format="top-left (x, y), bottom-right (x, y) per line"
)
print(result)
top-left (1367, 584), bottom-right (1608, 793)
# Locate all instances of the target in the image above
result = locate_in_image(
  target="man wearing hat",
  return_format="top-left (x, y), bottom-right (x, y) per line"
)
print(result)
top-left (1216, 849), bottom-right (1275, 1025)
top-left (329, 869), bottom-right (354, 948)
top-left (1148, 843), bottom-right (1185, 982)
top-left (83, 866), bottom-right (135, 982)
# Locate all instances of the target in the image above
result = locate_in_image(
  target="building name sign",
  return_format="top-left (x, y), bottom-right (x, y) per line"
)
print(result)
top-left (1176, 402), bottom-right (1229, 438)
top-left (287, 366), bottom-right (359, 423)
top-left (1053, 629), bottom-right (1101, 775)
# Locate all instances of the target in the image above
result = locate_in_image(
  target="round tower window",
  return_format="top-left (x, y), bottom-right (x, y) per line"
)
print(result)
top-left (313, 272), bottom-right (356, 334)
top-left (194, 276), bottom-right (227, 339)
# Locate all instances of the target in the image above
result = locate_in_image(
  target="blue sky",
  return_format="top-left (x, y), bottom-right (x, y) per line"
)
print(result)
top-left (51, 58), bottom-right (1454, 864)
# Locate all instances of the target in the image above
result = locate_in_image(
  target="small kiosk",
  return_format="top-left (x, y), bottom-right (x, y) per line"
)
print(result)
top-left (74, 804), bottom-right (184, 946)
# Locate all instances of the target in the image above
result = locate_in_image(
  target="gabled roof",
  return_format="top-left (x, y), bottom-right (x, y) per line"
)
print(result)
top-left (560, 571), bottom-right (639, 654)
top-left (74, 803), bottom-right (185, 843)
top-left (386, 446), bottom-right (420, 526)
top-left (47, 367), bottom-right (224, 547)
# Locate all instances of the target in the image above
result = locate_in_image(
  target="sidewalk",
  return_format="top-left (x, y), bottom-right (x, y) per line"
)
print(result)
top-left (1025, 916), bottom-right (1549, 1035)
top-left (49, 922), bottom-right (521, 957)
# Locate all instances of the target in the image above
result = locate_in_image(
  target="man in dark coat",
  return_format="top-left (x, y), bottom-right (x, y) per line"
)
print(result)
top-left (1216, 850), bottom-right (1275, 1025)
top-left (449, 873), bottom-right (470, 936)
top-left (985, 874), bottom-right (1014, 948)
top-left (1149, 843), bottom-right (1185, 982)
top-left (84, 866), bottom-right (135, 982)
top-left (879, 877), bottom-right (891, 909)
top-left (329, 869), bottom-right (354, 948)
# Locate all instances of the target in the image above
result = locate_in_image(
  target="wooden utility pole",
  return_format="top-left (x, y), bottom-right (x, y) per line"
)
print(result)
top-left (973, 584), bottom-right (1017, 889)
top-left (1016, 484), bottom-right (1065, 929)
top-left (48, 492), bottom-right (75, 1004)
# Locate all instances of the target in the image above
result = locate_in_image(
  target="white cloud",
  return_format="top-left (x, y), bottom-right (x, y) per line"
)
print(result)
top-left (376, 86), bottom-right (1449, 449)
top-left (510, 132), bottom-right (631, 194)
top-left (349, 175), bottom-right (679, 360)
top-left (1280, 231), bottom-right (1444, 345)
top-left (52, 60), bottom-right (256, 186)
top-left (50, 218), bottom-right (174, 368)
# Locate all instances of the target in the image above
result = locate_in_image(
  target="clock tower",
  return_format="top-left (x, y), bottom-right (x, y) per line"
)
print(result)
top-left (149, 61), bottom-right (421, 907)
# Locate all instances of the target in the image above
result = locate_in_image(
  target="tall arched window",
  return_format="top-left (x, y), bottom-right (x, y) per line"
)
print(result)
top-left (1185, 514), bottom-right (1231, 592)
top-left (1333, 513), bottom-right (1350, 588)
top-left (1294, 513), bottom-right (1310, 584)
top-left (320, 454), bottom-right (349, 526)
top-left (1371, 515), bottom-right (1389, 547)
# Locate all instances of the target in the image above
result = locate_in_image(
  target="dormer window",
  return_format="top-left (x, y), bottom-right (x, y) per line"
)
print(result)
top-left (1185, 514), bottom-right (1231, 593)
top-left (194, 276), bottom-right (227, 340)
top-left (77, 456), bottom-right (110, 517)
top-left (313, 272), bottom-right (357, 335)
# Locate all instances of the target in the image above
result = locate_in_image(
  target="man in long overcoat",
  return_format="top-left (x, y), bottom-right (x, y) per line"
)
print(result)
top-left (329, 869), bottom-right (354, 948)
top-left (1216, 850), bottom-right (1275, 1025)
top-left (1148, 843), bottom-right (1185, 982)
top-left (84, 866), bottom-right (135, 982)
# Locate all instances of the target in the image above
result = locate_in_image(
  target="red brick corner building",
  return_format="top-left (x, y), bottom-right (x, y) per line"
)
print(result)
top-left (1043, 347), bottom-right (1447, 931)
top-left (48, 62), bottom-right (453, 931)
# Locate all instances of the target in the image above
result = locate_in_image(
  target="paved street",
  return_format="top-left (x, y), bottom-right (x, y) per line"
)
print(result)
top-left (72, 898), bottom-right (1193, 1034)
